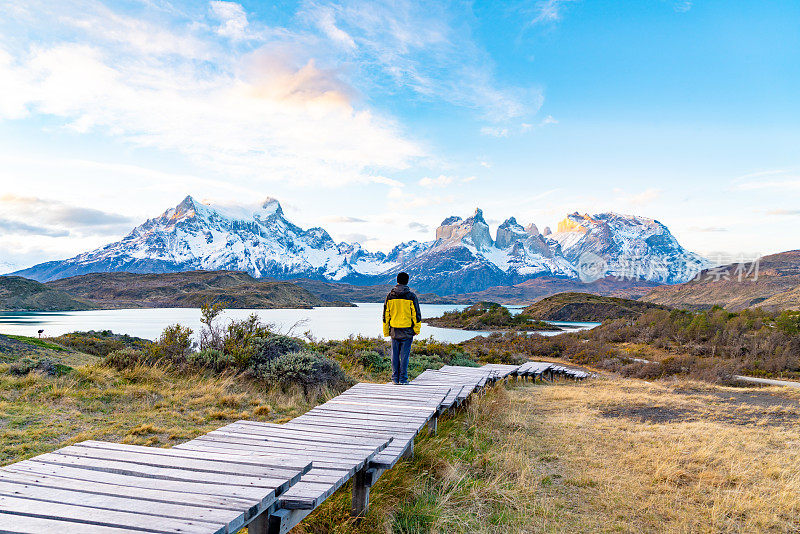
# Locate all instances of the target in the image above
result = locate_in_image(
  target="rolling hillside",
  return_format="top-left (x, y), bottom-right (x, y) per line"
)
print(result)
top-left (46, 271), bottom-right (350, 309)
top-left (0, 276), bottom-right (93, 311)
top-left (641, 250), bottom-right (800, 311)
top-left (522, 292), bottom-right (668, 322)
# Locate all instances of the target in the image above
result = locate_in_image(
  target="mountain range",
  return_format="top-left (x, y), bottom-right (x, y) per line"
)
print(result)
top-left (641, 250), bottom-right (800, 311)
top-left (13, 195), bottom-right (709, 295)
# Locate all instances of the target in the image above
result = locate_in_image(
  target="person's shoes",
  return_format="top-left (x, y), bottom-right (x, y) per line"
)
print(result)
top-left (391, 380), bottom-right (399, 385)
top-left (400, 380), bottom-right (409, 385)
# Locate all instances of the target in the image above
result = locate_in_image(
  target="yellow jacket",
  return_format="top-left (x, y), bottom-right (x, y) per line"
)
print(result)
top-left (382, 284), bottom-right (422, 339)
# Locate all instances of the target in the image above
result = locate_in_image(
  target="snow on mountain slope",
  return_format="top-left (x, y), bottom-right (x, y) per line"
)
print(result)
top-left (550, 212), bottom-right (710, 284)
top-left (14, 197), bottom-right (708, 294)
top-left (14, 196), bottom-right (386, 282)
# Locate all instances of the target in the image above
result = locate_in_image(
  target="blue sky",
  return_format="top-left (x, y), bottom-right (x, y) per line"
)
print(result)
top-left (0, 0), bottom-right (798, 271)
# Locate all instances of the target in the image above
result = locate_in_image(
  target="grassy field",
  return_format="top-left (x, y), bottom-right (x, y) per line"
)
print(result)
top-left (0, 360), bottom-right (329, 465)
top-left (300, 378), bottom-right (800, 533)
top-left (2, 341), bottom-right (799, 532)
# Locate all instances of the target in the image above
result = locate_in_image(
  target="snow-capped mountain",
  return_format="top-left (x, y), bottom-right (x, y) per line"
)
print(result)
top-left (14, 196), bottom-right (709, 295)
top-left (14, 196), bottom-right (390, 283)
top-left (549, 212), bottom-right (708, 284)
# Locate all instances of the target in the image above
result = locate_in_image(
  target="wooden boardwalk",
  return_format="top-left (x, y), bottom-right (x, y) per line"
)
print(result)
top-left (0, 361), bottom-right (591, 533)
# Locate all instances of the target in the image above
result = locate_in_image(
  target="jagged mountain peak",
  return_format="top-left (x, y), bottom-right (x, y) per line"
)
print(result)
top-left (13, 198), bottom-right (708, 293)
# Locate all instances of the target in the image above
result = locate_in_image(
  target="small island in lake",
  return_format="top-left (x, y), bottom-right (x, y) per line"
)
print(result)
top-left (425, 302), bottom-right (562, 331)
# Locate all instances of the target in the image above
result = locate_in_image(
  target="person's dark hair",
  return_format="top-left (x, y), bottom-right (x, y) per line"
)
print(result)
top-left (397, 272), bottom-right (409, 285)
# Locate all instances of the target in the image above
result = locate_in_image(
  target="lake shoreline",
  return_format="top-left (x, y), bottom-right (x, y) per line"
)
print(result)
top-left (0, 303), bottom-right (599, 344)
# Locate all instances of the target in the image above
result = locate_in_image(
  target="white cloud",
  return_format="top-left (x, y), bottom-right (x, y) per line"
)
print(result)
top-left (308, 5), bottom-right (357, 50)
top-left (528, 0), bottom-right (574, 25)
top-left (732, 170), bottom-right (800, 192)
top-left (614, 188), bottom-right (662, 207)
top-left (325, 215), bottom-right (367, 223)
top-left (767, 209), bottom-right (800, 216)
top-left (300, 0), bottom-right (539, 122)
top-left (209, 1), bottom-right (250, 40)
top-left (480, 126), bottom-right (509, 137)
top-left (736, 179), bottom-right (800, 192)
top-left (0, 4), bottom-right (425, 188)
top-left (419, 175), bottom-right (454, 188)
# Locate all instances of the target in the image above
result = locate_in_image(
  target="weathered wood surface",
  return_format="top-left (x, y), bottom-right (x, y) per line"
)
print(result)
top-left (0, 442), bottom-right (309, 534)
top-left (0, 362), bottom-right (582, 534)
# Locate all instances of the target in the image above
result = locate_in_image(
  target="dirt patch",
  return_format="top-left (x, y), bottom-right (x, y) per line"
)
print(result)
top-left (600, 405), bottom-right (698, 424)
top-left (600, 386), bottom-right (800, 426)
top-left (673, 385), bottom-right (800, 410)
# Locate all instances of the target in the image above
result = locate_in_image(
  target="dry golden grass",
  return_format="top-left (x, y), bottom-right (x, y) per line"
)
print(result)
top-left (299, 377), bottom-right (800, 533)
top-left (3, 356), bottom-right (799, 533)
top-left (0, 361), bottom-right (325, 465)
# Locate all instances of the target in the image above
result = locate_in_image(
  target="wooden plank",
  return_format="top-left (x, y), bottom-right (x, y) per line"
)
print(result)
top-left (237, 422), bottom-right (395, 443)
top-left (323, 399), bottom-right (438, 411)
top-left (294, 413), bottom-right (426, 431)
top-left (76, 440), bottom-right (311, 471)
top-left (288, 418), bottom-right (424, 437)
top-left (306, 409), bottom-right (429, 426)
top-left (199, 432), bottom-right (389, 458)
top-left (29, 454), bottom-right (293, 491)
top-left (309, 405), bottom-right (432, 421)
top-left (0, 495), bottom-right (224, 534)
top-left (225, 422), bottom-right (392, 446)
top-left (0, 513), bottom-right (154, 534)
top-left (0, 470), bottom-right (251, 511)
top-left (337, 392), bottom-right (449, 405)
top-left (284, 422), bottom-right (411, 441)
top-left (56, 444), bottom-right (304, 480)
top-left (0, 480), bottom-right (240, 528)
top-left (3, 462), bottom-right (271, 503)
top-left (214, 424), bottom-right (391, 449)
top-left (175, 442), bottom-right (356, 473)
top-left (190, 436), bottom-right (379, 462)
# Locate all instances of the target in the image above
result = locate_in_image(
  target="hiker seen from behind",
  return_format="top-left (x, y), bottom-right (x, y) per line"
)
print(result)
top-left (382, 272), bottom-right (422, 385)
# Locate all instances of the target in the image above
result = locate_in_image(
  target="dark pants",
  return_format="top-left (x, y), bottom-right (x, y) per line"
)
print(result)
top-left (391, 337), bottom-right (412, 384)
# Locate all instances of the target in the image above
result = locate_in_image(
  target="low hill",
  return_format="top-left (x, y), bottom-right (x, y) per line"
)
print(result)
top-left (522, 292), bottom-right (668, 322)
top-left (641, 250), bottom-right (800, 311)
top-left (0, 276), bottom-right (93, 311)
top-left (46, 271), bottom-right (350, 309)
top-left (426, 302), bottom-right (562, 331)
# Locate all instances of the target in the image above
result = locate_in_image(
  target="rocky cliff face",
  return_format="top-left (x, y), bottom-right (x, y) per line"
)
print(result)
top-left (14, 197), bottom-right (709, 295)
top-left (549, 212), bottom-right (708, 284)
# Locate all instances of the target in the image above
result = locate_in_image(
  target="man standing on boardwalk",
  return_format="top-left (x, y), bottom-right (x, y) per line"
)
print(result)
top-left (382, 272), bottom-right (422, 384)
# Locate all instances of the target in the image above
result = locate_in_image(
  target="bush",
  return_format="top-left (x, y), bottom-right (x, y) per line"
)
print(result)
top-left (250, 334), bottom-right (304, 372)
top-left (105, 348), bottom-right (149, 370)
top-left (356, 350), bottom-right (391, 372)
top-left (222, 314), bottom-right (273, 367)
top-left (51, 330), bottom-right (149, 356)
top-left (257, 350), bottom-right (348, 390)
top-left (188, 349), bottom-right (235, 371)
top-left (9, 358), bottom-right (72, 377)
top-left (155, 324), bottom-right (195, 362)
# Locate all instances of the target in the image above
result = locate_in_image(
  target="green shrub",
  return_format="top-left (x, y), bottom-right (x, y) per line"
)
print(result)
top-left (188, 349), bottom-right (235, 371)
top-left (222, 314), bottom-right (273, 367)
top-left (257, 350), bottom-right (348, 390)
top-left (356, 350), bottom-right (391, 372)
top-left (8, 358), bottom-right (72, 377)
top-left (51, 330), bottom-right (149, 356)
top-left (250, 334), bottom-right (304, 372)
top-left (155, 324), bottom-right (194, 362)
top-left (105, 348), bottom-right (149, 370)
